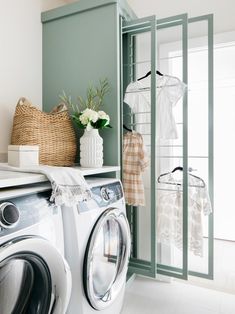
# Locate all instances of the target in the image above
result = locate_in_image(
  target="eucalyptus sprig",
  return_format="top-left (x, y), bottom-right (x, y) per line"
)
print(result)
top-left (60, 78), bottom-right (109, 112)
top-left (59, 78), bottom-right (111, 130)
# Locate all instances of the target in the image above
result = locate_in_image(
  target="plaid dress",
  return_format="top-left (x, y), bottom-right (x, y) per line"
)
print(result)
top-left (123, 131), bottom-right (149, 206)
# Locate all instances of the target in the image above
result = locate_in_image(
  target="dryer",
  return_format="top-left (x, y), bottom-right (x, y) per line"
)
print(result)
top-left (62, 178), bottom-right (131, 314)
top-left (0, 184), bottom-right (72, 314)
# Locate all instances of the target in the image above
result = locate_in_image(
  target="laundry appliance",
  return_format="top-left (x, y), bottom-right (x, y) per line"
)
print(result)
top-left (63, 177), bottom-right (131, 314)
top-left (0, 183), bottom-right (72, 314)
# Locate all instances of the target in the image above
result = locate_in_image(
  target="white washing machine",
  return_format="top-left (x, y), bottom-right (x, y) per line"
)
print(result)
top-left (0, 183), bottom-right (72, 314)
top-left (62, 178), bottom-right (131, 314)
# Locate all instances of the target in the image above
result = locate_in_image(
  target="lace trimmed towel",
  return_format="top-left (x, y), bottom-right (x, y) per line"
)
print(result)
top-left (0, 163), bottom-right (91, 206)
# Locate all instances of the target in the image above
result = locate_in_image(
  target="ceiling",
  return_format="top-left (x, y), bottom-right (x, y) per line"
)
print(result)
top-left (45, 0), bottom-right (235, 42)
top-left (61, 0), bottom-right (235, 35)
top-left (127, 0), bottom-right (235, 35)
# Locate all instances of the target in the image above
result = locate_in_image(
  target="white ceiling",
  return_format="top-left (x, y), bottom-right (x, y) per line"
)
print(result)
top-left (127, 0), bottom-right (235, 34)
top-left (60, 0), bottom-right (235, 35)
top-left (44, 0), bottom-right (235, 41)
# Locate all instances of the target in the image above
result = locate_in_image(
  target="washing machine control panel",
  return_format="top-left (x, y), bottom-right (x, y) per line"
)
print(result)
top-left (100, 187), bottom-right (115, 202)
top-left (93, 182), bottom-right (123, 205)
top-left (78, 181), bottom-right (124, 212)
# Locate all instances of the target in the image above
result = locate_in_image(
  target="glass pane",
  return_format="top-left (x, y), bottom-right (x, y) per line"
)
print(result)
top-left (91, 218), bottom-right (121, 297)
top-left (187, 20), bottom-right (212, 276)
top-left (123, 30), bottom-right (153, 265)
top-left (156, 24), bottom-right (185, 274)
top-left (0, 259), bottom-right (33, 314)
top-left (214, 44), bottom-right (235, 240)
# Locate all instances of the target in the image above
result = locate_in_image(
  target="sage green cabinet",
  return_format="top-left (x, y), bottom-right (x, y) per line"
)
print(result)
top-left (42, 0), bottom-right (135, 166)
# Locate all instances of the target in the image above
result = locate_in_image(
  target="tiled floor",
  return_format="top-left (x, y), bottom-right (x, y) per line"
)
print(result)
top-left (121, 276), bottom-right (235, 314)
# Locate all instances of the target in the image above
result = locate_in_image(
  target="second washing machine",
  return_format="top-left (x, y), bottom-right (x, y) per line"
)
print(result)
top-left (62, 177), bottom-right (131, 314)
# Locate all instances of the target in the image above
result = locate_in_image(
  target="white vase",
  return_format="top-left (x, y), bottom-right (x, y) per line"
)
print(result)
top-left (80, 129), bottom-right (103, 168)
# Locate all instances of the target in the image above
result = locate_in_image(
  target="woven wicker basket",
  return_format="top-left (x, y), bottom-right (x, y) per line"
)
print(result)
top-left (11, 97), bottom-right (77, 166)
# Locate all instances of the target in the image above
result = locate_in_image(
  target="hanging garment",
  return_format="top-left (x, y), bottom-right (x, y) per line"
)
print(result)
top-left (124, 75), bottom-right (186, 139)
top-left (123, 131), bottom-right (149, 206)
top-left (157, 174), bottom-right (212, 257)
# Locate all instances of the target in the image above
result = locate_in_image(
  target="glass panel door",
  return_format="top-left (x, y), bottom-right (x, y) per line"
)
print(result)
top-left (155, 14), bottom-right (188, 280)
top-left (122, 14), bottom-right (213, 281)
top-left (187, 15), bottom-right (214, 279)
top-left (122, 15), bottom-right (157, 278)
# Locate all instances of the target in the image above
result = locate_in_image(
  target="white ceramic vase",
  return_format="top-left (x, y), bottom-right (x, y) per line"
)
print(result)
top-left (80, 129), bottom-right (103, 168)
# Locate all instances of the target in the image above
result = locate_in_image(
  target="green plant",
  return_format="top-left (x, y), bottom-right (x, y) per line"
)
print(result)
top-left (60, 78), bottom-right (109, 112)
top-left (59, 78), bottom-right (111, 130)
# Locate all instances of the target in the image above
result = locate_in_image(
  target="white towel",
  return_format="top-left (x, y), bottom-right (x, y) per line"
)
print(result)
top-left (0, 163), bottom-right (91, 206)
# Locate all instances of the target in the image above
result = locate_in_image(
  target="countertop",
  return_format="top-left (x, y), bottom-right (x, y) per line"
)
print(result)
top-left (0, 164), bottom-right (120, 200)
top-left (0, 165), bottom-right (120, 189)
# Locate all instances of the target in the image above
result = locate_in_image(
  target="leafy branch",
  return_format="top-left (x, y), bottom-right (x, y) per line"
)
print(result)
top-left (59, 78), bottom-right (110, 113)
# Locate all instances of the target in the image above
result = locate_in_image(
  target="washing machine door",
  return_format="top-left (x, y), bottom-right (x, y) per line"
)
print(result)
top-left (0, 236), bottom-right (72, 314)
top-left (84, 207), bottom-right (131, 311)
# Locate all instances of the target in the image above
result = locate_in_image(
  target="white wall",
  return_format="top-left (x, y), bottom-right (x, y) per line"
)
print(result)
top-left (0, 0), bottom-right (68, 161)
top-left (42, 0), bottom-right (69, 11)
top-left (0, 0), bottom-right (42, 161)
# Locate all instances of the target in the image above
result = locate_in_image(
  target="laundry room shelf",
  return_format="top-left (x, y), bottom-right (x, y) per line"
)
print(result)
top-left (0, 170), bottom-right (48, 188)
top-left (76, 165), bottom-right (120, 176)
top-left (0, 182), bottom-right (52, 201)
top-left (0, 165), bottom-right (120, 189)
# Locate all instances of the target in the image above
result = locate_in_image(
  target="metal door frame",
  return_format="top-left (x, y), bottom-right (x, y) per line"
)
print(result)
top-left (121, 13), bottom-right (214, 280)
top-left (122, 15), bottom-right (157, 278)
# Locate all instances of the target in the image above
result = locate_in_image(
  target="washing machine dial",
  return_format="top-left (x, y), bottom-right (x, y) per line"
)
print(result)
top-left (0, 202), bottom-right (20, 229)
top-left (100, 187), bottom-right (109, 202)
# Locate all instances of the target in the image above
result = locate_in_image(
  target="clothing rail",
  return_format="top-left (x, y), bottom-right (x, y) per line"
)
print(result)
top-left (125, 84), bottom-right (180, 93)
top-left (156, 156), bottom-right (209, 159)
top-left (157, 188), bottom-right (183, 192)
top-left (123, 54), bottom-right (184, 67)
top-left (145, 144), bottom-right (183, 147)
top-left (157, 186), bottom-right (203, 191)
top-left (127, 122), bottom-right (183, 126)
top-left (123, 112), bottom-right (151, 115)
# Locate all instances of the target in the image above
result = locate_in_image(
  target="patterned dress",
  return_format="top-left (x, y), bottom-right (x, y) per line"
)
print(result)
top-left (157, 174), bottom-right (212, 256)
top-left (123, 131), bottom-right (149, 206)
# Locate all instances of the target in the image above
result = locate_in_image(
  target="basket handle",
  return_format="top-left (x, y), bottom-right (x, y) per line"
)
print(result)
top-left (17, 97), bottom-right (33, 107)
top-left (50, 102), bottom-right (68, 114)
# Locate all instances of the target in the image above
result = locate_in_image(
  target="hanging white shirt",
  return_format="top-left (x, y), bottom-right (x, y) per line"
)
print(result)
top-left (124, 75), bottom-right (187, 139)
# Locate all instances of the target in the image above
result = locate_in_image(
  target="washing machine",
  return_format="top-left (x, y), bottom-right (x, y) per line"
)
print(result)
top-left (62, 177), bottom-right (131, 314)
top-left (0, 183), bottom-right (72, 314)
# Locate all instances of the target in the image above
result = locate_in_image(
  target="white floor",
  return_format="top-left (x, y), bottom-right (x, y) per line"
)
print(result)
top-left (121, 239), bottom-right (235, 313)
top-left (187, 239), bottom-right (235, 295)
top-left (121, 276), bottom-right (235, 314)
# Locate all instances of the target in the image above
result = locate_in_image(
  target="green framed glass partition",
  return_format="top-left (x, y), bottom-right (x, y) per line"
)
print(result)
top-left (122, 13), bottom-right (213, 281)
top-left (122, 15), bottom-right (157, 278)
top-left (187, 14), bottom-right (214, 280)
top-left (156, 14), bottom-right (189, 280)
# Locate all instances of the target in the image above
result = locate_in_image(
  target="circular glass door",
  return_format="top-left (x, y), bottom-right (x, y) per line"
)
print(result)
top-left (0, 259), bottom-right (34, 314)
top-left (0, 253), bottom-right (51, 314)
top-left (0, 236), bottom-right (72, 314)
top-left (84, 208), bottom-right (130, 310)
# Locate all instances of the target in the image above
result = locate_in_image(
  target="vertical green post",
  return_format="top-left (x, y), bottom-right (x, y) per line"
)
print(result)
top-left (182, 14), bottom-right (189, 280)
top-left (188, 14), bottom-right (214, 279)
top-left (150, 16), bottom-right (157, 277)
top-left (208, 14), bottom-right (214, 280)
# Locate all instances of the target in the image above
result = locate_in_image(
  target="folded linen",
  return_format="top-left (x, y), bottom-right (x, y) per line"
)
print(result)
top-left (0, 163), bottom-right (91, 206)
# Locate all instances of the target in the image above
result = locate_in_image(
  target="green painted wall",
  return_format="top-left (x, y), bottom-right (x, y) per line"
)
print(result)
top-left (42, 1), bottom-right (122, 166)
